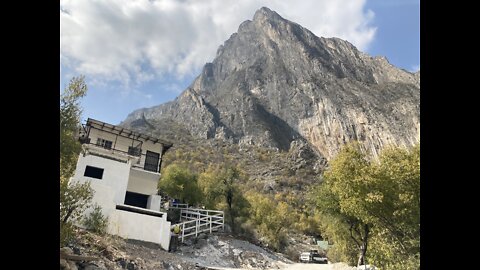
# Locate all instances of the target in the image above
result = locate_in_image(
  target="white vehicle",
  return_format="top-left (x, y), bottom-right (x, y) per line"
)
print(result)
top-left (299, 250), bottom-right (328, 264)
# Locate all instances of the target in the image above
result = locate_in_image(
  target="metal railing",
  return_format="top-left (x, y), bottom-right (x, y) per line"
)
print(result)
top-left (171, 208), bottom-right (224, 242)
top-left (83, 143), bottom-right (160, 173)
top-left (169, 203), bottom-right (190, 209)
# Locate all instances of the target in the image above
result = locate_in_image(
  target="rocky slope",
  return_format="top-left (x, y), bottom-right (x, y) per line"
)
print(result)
top-left (122, 7), bottom-right (419, 161)
top-left (60, 228), bottom-right (292, 270)
top-left (60, 228), bottom-right (363, 270)
top-left (126, 117), bottom-right (324, 198)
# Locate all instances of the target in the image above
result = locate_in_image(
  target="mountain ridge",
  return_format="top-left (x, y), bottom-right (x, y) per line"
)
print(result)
top-left (122, 6), bottom-right (419, 161)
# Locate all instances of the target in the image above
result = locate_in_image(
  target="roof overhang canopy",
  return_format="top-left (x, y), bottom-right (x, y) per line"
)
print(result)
top-left (85, 118), bottom-right (173, 147)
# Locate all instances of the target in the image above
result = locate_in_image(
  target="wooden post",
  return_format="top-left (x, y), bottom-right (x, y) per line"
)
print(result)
top-left (181, 223), bottom-right (185, 243)
top-left (195, 219), bottom-right (199, 237)
top-left (210, 216), bottom-right (212, 233)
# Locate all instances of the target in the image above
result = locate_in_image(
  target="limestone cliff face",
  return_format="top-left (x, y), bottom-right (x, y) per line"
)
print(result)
top-left (123, 7), bottom-right (419, 160)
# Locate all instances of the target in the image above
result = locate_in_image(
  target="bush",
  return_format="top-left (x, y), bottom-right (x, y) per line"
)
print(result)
top-left (60, 179), bottom-right (94, 225)
top-left (60, 178), bottom-right (93, 247)
top-left (284, 246), bottom-right (301, 262)
top-left (60, 221), bottom-right (75, 247)
top-left (245, 192), bottom-right (294, 251)
top-left (326, 244), bottom-right (357, 266)
top-left (83, 204), bottom-right (108, 235)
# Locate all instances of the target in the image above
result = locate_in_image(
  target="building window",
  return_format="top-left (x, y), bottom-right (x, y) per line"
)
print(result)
top-left (128, 146), bottom-right (142, 157)
top-left (96, 138), bottom-right (112, 149)
top-left (84, 166), bottom-right (104, 179)
top-left (124, 191), bottom-right (149, 208)
top-left (144, 150), bottom-right (160, 172)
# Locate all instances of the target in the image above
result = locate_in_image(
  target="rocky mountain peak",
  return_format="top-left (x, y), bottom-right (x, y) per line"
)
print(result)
top-left (252, 6), bottom-right (282, 22)
top-left (123, 7), bottom-right (420, 161)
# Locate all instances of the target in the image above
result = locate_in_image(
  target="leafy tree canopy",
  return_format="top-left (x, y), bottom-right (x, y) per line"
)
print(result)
top-left (311, 142), bottom-right (420, 268)
top-left (158, 163), bottom-right (201, 205)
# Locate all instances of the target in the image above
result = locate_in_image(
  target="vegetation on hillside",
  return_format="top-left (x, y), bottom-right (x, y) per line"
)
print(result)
top-left (198, 165), bottom-right (250, 234)
top-left (156, 133), bottom-right (420, 268)
top-left (244, 192), bottom-right (295, 251)
top-left (138, 117), bottom-right (316, 243)
top-left (158, 164), bottom-right (202, 205)
top-left (83, 204), bottom-right (109, 235)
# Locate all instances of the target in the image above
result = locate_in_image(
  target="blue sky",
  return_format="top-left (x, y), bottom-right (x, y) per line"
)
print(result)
top-left (365, 0), bottom-right (420, 72)
top-left (60, 0), bottom-right (419, 125)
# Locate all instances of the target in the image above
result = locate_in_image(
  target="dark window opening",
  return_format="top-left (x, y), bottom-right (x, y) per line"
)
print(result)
top-left (124, 191), bottom-right (148, 208)
top-left (84, 166), bottom-right (104, 179)
top-left (144, 150), bottom-right (160, 172)
top-left (128, 146), bottom-right (142, 157)
top-left (96, 138), bottom-right (112, 149)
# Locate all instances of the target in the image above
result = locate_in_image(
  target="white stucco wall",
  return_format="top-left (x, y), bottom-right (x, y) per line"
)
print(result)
top-left (83, 180), bottom-right (116, 217)
top-left (73, 154), bottom-right (131, 205)
top-left (72, 151), bottom-right (171, 250)
top-left (72, 121), bottom-right (173, 249)
top-left (127, 168), bottom-right (159, 195)
top-left (147, 195), bottom-right (162, 211)
top-left (108, 208), bottom-right (171, 250)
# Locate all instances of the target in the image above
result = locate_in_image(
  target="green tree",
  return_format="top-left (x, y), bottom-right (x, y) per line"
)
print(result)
top-left (158, 163), bottom-right (201, 205)
top-left (220, 167), bottom-right (239, 231)
top-left (317, 142), bottom-right (372, 266)
top-left (312, 142), bottom-right (420, 268)
top-left (197, 165), bottom-right (222, 208)
top-left (366, 144), bottom-right (420, 269)
top-left (198, 165), bottom-right (250, 234)
top-left (59, 75), bottom-right (94, 246)
top-left (246, 191), bottom-right (295, 251)
top-left (60, 75), bottom-right (87, 178)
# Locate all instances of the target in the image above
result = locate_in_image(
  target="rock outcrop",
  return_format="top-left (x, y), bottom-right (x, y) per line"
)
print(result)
top-left (123, 7), bottom-right (419, 160)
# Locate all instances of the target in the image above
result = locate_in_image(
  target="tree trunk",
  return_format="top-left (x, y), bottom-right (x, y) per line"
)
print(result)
top-left (63, 208), bottom-right (74, 224)
top-left (357, 248), bottom-right (365, 267)
top-left (227, 191), bottom-right (234, 233)
top-left (357, 224), bottom-right (370, 267)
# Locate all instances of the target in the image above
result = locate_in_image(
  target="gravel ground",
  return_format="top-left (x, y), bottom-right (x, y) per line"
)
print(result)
top-left (62, 229), bottom-right (361, 270)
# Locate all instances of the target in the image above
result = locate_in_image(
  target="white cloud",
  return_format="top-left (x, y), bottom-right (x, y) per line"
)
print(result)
top-left (60, 0), bottom-right (376, 87)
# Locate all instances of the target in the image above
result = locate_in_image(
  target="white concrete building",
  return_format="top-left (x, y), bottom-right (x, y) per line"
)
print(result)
top-left (70, 118), bottom-right (173, 250)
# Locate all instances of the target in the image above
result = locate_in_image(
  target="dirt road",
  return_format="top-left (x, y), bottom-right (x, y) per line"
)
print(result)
top-left (278, 263), bottom-right (355, 270)
top-left (207, 262), bottom-right (356, 270)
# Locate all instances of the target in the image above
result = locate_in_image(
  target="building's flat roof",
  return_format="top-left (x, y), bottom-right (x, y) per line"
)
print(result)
top-left (86, 118), bottom-right (173, 147)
